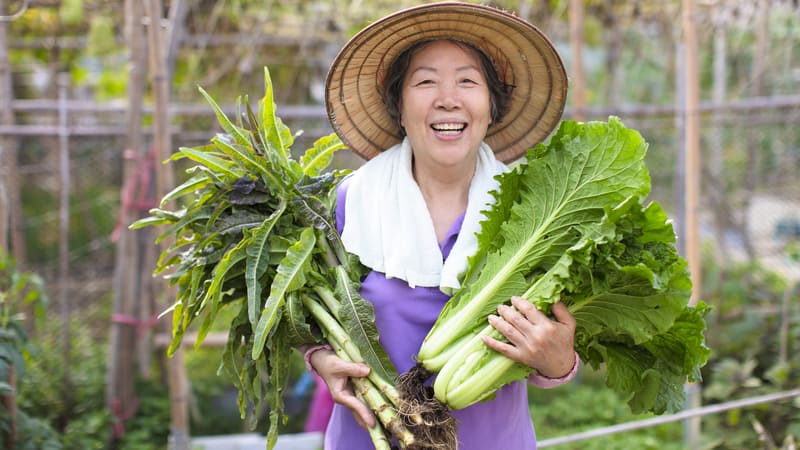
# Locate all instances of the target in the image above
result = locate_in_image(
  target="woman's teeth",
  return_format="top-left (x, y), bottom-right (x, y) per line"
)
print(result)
top-left (431, 123), bottom-right (466, 135)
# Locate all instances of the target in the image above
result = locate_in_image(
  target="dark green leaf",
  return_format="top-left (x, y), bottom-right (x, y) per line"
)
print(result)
top-left (252, 227), bottom-right (316, 360)
top-left (246, 200), bottom-right (287, 327)
top-left (333, 266), bottom-right (398, 382)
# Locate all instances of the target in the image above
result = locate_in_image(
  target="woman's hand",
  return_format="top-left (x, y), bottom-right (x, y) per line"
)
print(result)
top-left (482, 296), bottom-right (576, 378)
top-left (308, 347), bottom-right (375, 428)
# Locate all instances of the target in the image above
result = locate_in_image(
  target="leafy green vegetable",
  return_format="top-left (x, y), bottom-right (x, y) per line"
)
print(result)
top-left (132, 68), bottom-right (410, 450)
top-left (414, 117), bottom-right (710, 414)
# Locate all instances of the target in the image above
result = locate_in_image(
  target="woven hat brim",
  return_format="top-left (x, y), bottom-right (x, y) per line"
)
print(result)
top-left (325, 2), bottom-right (567, 163)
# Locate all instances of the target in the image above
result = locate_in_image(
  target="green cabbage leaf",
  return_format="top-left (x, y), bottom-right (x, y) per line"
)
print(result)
top-left (418, 117), bottom-right (711, 414)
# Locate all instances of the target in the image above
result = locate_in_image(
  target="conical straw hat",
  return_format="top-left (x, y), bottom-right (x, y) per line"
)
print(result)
top-left (325, 1), bottom-right (567, 162)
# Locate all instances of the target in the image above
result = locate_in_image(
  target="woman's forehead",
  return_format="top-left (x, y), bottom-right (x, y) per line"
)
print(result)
top-left (410, 40), bottom-right (485, 61)
top-left (405, 40), bottom-right (486, 73)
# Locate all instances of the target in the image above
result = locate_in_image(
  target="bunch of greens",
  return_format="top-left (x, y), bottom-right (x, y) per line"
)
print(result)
top-left (409, 117), bottom-right (710, 415)
top-left (131, 69), bottom-right (417, 450)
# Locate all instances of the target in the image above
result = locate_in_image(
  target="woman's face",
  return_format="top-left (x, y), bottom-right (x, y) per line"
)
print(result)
top-left (399, 40), bottom-right (492, 170)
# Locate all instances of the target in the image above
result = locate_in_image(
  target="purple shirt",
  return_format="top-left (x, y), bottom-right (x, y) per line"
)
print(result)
top-left (324, 177), bottom-right (538, 450)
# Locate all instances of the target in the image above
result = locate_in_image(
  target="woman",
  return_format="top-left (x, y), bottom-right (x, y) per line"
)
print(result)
top-left (307, 3), bottom-right (578, 449)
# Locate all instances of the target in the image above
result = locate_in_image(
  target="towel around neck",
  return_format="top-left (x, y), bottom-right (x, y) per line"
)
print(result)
top-left (341, 137), bottom-right (509, 294)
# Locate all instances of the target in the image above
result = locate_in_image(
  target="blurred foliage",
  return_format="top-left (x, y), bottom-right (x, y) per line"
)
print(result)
top-left (14, 291), bottom-right (314, 448)
top-left (530, 370), bottom-right (685, 450)
top-left (0, 252), bottom-right (61, 449)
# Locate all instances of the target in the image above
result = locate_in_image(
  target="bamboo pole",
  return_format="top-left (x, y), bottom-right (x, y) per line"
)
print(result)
top-left (143, 0), bottom-right (190, 448)
top-left (683, 0), bottom-right (700, 307)
top-left (0, 2), bottom-right (17, 444)
top-left (568, 0), bottom-right (586, 121)
top-left (107, 0), bottom-right (146, 441)
top-left (0, 0), bottom-right (10, 253)
top-left (57, 71), bottom-right (74, 418)
top-left (0, 0), bottom-right (23, 267)
top-left (681, 0), bottom-right (702, 448)
top-left (9, 95), bottom-right (800, 118)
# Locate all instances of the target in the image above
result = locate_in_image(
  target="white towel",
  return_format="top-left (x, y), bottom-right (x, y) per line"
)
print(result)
top-left (341, 137), bottom-right (508, 293)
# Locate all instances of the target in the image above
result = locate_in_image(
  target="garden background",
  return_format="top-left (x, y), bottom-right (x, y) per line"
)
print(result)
top-left (1, 0), bottom-right (798, 449)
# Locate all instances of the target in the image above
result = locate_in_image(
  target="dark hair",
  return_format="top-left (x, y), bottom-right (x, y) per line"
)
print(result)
top-left (381, 39), bottom-right (514, 137)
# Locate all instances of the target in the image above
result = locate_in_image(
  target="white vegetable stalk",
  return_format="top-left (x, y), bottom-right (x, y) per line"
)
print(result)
top-left (400, 118), bottom-right (709, 417)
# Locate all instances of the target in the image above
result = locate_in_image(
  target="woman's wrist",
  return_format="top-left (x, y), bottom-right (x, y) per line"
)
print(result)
top-left (303, 344), bottom-right (333, 374)
top-left (528, 351), bottom-right (580, 389)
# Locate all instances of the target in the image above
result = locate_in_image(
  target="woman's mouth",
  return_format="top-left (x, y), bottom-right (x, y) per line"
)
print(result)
top-left (431, 122), bottom-right (467, 136)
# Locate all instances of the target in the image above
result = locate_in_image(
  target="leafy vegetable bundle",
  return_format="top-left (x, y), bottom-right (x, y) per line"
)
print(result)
top-left (406, 117), bottom-right (711, 415)
top-left (132, 69), bottom-right (429, 450)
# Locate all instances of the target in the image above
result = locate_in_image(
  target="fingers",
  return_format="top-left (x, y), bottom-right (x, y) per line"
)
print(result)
top-left (481, 331), bottom-right (519, 360)
top-left (310, 350), bottom-right (375, 428)
top-left (510, 296), bottom-right (547, 323)
top-left (336, 386), bottom-right (375, 428)
top-left (484, 297), bottom-right (576, 373)
top-left (551, 301), bottom-right (577, 330)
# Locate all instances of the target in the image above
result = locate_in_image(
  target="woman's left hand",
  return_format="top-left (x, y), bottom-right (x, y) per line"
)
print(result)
top-left (482, 296), bottom-right (576, 378)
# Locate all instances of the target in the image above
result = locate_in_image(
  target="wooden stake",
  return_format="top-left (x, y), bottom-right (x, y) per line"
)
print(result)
top-left (0, 0), bottom-right (10, 254)
top-left (107, 1), bottom-right (147, 440)
top-left (681, 0), bottom-right (702, 448)
top-left (143, 0), bottom-right (190, 448)
top-left (57, 71), bottom-right (74, 418)
top-left (568, 0), bottom-right (586, 121)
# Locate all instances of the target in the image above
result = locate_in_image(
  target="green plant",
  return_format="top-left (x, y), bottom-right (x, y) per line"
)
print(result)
top-left (132, 68), bottom-right (420, 450)
top-left (530, 370), bottom-right (685, 450)
top-left (0, 252), bottom-right (61, 449)
top-left (699, 255), bottom-right (800, 449)
top-left (413, 118), bottom-right (709, 413)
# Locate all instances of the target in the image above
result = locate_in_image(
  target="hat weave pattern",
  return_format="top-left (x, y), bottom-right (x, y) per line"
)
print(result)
top-left (326, 2), bottom-right (567, 162)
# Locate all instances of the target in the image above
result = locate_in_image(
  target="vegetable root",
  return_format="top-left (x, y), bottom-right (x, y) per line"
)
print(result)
top-left (397, 364), bottom-right (458, 450)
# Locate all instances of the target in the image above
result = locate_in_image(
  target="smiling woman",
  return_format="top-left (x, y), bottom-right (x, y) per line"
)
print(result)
top-left (305, 3), bottom-right (579, 450)
top-left (398, 40), bottom-right (494, 179)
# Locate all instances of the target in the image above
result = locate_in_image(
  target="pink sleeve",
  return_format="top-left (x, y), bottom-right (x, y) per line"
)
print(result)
top-left (302, 344), bottom-right (333, 374)
top-left (528, 351), bottom-right (580, 389)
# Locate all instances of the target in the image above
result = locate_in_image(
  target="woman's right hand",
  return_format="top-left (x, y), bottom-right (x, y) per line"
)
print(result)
top-left (308, 347), bottom-right (375, 429)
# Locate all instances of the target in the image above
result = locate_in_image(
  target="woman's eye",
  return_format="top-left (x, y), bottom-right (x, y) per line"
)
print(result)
top-left (415, 79), bottom-right (434, 86)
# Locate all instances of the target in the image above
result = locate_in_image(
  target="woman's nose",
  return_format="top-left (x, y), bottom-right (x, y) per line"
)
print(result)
top-left (434, 84), bottom-right (461, 110)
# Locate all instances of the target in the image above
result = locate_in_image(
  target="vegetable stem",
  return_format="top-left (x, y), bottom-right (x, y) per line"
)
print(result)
top-left (301, 294), bottom-right (414, 448)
